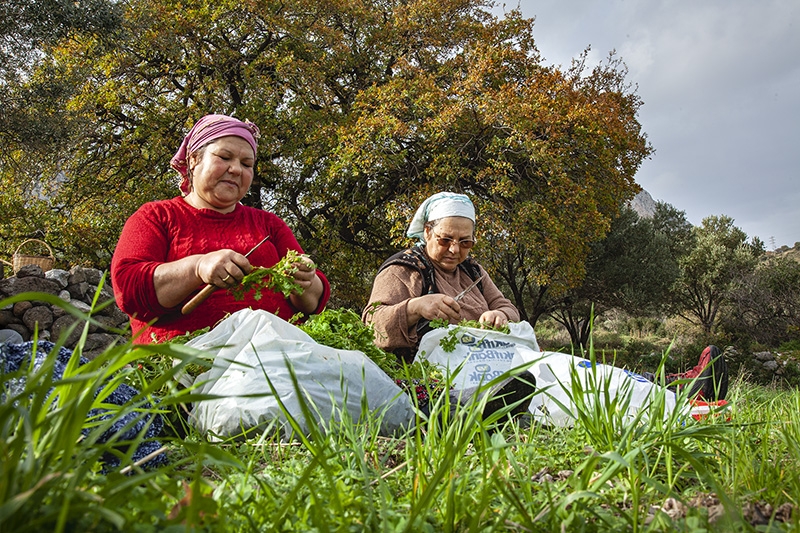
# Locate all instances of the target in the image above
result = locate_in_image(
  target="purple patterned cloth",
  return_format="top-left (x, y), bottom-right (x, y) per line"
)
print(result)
top-left (1, 341), bottom-right (167, 471)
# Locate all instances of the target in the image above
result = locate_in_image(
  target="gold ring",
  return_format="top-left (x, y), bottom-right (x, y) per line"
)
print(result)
top-left (222, 274), bottom-right (232, 282)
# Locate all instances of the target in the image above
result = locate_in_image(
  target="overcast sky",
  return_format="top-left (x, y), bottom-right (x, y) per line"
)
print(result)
top-left (498, 0), bottom-right (800, 248)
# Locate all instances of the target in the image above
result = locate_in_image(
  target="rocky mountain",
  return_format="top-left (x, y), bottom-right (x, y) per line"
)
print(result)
top-left (629, 190), bottom-right (657, 218)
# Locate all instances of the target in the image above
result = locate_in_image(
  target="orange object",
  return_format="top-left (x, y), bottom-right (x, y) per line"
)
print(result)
top-left (690, 399), bottom-right (730, 421)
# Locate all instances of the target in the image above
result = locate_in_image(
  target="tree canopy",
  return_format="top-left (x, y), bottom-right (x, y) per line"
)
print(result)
top-left (722, 255), bottom-right (800, 347)
top-left (673, 215), bottom-right (763, 334)
top-left (550, 203), bottom-right (687, 348)
top-left (1, 0), bottom-right (652, 318)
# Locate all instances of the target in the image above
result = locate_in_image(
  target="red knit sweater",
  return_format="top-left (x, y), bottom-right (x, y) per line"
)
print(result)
top-left (111, 197), bottom-right (330, 343)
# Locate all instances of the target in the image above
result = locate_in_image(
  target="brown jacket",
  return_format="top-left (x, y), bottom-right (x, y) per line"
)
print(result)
top-left (363, 254), bottom-right (519, 355)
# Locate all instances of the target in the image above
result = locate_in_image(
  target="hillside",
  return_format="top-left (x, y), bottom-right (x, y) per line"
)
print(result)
top-left (767, 244), bottom-right (800, 262)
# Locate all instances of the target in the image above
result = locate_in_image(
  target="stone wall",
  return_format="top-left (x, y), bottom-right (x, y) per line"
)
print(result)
top-left (0, 264), bottom-right (130, 359)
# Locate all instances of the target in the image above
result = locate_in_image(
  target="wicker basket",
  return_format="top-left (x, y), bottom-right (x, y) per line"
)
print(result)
top-left (12, 239), bottom-right (55, 273)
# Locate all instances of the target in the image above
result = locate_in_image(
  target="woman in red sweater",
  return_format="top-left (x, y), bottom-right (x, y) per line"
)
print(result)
top-left (111, 114), bottom-right (329, 342)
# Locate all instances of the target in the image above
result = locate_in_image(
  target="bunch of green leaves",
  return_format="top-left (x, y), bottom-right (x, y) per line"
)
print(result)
top-left (167, 326), bottom-right (211, 345)
top-left (230, 250), bottom-right (307, 301)
top-left (433, 319), bottom-right (512, 353)
top-left (299, 308), bottom-right (442, 382)
top-left (299, 308), bottom-right (399, 376)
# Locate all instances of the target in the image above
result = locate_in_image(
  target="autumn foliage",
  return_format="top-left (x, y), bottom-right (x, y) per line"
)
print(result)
top-left (1, 0), bottom-right (651, 321)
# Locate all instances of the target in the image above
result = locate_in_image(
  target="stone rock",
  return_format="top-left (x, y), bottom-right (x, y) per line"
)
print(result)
top-left (762, 360), bottom-right (779, 372)
top-left (1, 266), bottom-right (131, 351)
top-left (94, 286), bottom-right (115, 302)
top-left (97, 304), bottom-right (129, 326)
top-left (51, 315), bottom-right (81, 347)
top-left (23, 305), bottom-right (54, 332)
top-left (67, 282), bottom-right (90, 301)
top-left (0, 309), bottom-right (20, 327)
top-left (68, 266), bottom-right (86, 285)
top-left (5, 323), bottom-right (30, 341)
top-left (83, 268), bottom-right (105, 287)
top-left (13, 301), bottom-right (33, 318)
top-left (753, 351), bottom-right (774, 362)
top-left (0, 328), bottom-right (24, 344)
top-left (71, 300), bottom-right (92, 313)
top-left (15, 264), bottom-right (45, 279)
top-left (629, 190), bottom-right (657, 219)
top-left (1, 276), bottom-right (61, 298)
top-left (45, 268), bottom-right (70, 288)
top-left (0, 280), bottom-right (10, 299)
top-left (92, 315), bottom-right (118, 332)
top-left (82, 333), bottom-right (127, 360)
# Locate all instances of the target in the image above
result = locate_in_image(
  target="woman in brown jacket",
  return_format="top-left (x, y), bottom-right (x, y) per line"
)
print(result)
top-left (363, 192), bottom-right (519, 362)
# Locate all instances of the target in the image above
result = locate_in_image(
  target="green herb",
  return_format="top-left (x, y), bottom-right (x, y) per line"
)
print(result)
top-left (439, 330), bottom-right (459, 353)
top-left (230, 249), bottom-right (307, 300)
top-left (299, 308), bottom-right (442, 382)
top-left (433, 319), bottom-right (511, 352)
top-left (169, 326), bottom-right (212, 345)
top-left (429, 317), bottom-right (450, 329)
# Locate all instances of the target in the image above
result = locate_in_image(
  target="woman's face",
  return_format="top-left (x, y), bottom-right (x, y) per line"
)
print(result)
top-left (423, 216), bottom-right (475, 272)
top-left (186, 136), bottom-right (255, 213)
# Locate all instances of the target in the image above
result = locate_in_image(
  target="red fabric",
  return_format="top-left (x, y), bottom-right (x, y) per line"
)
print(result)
top-left (665, 346), bottom-right (713, 383)
top-left (111, 197), bottom-right (330, 343)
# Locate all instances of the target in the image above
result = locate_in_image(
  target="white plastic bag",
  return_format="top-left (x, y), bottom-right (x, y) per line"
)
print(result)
top-left (417, 321), bottom-right (540, 390)
top-left (523, 351), bottom-right (678, 427)
top-left (417, 322), bottom-right (676, 427)
top-left (185, 309), bottom-right (416, 439)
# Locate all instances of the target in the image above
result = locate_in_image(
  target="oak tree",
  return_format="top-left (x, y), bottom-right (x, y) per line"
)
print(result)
top-left (1, 0), bottom-right (652, 320)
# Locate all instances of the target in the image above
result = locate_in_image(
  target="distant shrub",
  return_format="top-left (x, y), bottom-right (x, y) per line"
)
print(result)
top-left (618, 316), bottom-right (666, 338)
top-left (779, 339), bottom-right (800, 352)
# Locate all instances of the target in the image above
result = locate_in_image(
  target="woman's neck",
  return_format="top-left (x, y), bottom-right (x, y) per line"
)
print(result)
top-left (183, 193), bottom-right (237, 214)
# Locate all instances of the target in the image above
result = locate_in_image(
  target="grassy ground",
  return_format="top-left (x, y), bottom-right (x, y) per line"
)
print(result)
top-left (2, 296), bottom-right (799, 532)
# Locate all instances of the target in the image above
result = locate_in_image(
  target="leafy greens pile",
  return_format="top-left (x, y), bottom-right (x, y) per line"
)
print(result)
top-left (298, 308), bottom-right (443, 383)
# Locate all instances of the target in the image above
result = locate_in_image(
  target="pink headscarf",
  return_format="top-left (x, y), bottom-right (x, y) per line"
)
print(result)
top-left (170, 114), bottom-right (260, 195)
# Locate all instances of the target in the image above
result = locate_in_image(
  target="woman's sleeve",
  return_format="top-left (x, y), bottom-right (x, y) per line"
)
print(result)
top-left (110, 205), bottom-right (172, 321)
top-left (480, 267), bottom-right (521, 322)
top-left (362, 266), bottom-right (424, 351)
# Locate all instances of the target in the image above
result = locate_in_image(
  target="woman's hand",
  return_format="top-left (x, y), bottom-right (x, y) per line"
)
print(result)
top-left (288, 255), bottom-right (324, 313)
top-left (407, 294), bottom-right (461, 326)
top-left (153, 249), bottom-right (251, 309)
top-left (479, 310), bottom-right (509, 329)
top-left (195, 249), bottom-right (252, 288)
top-left (289, 255), bottom-right (319, 294)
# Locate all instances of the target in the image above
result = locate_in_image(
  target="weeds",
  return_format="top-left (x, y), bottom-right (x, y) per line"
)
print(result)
top-left (3, 291), bottom-right (800, 531)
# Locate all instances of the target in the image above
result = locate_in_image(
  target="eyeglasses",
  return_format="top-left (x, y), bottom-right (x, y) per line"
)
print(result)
top-left (431, 231), bottom-right (475, 249)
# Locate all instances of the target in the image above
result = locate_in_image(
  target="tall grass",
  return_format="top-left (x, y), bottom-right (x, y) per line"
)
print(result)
top-left (2, 291), bottom-right (799, 531)
top-left (0, 289), bottom-right (240, 532)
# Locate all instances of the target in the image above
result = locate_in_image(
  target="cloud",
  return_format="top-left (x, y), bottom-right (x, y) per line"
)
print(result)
top-left (501, 0), bottom-right (800, 247)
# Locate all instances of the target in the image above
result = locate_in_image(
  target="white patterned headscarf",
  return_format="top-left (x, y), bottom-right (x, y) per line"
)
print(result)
top-left (406, 192), bottom-right (476, 243)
